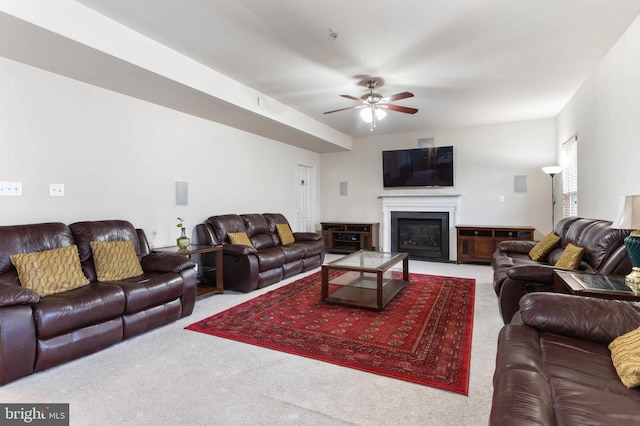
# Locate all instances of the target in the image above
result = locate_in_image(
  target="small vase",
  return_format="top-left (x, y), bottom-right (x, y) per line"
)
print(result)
top-left (177, 227), bottom-right (190, 249)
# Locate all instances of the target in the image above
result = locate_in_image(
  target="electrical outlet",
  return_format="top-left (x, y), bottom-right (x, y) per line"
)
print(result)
top-left (50, 183), bottom-right (65, 197)
top-left (0, 181), bottom-right (22, 196)
top-left (498, 195), bottom-right (505, 202)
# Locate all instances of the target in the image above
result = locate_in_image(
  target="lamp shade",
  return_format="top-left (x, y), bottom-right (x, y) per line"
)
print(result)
top-left (615, 195), bottom-right (640, 293)
top-left (542, 165), bottom-right (563, 176)
top-left (615, 195), bottom-right (640, 229)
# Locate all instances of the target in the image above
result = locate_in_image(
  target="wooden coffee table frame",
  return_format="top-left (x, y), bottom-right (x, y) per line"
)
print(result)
top-left (321, 250), bottom-right (409, 310)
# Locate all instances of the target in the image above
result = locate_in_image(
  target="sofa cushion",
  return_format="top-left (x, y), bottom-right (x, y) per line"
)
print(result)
top-left (33, 282), bottom-right (126, 339)
top-left (105, 272), bottom-right (185, 314)
top-left (609, 325), bottom-right (640, 388)
top-left (254, 248), bottom-right (286, 272)
top-left (528, 232), bottom-right (560, 261)
top-left (206, 214), bottom-right (246, 243)
top-left (562, 218), bottom-right (603, 248)
top-left (10, 245), bottom-right (89, 297)
top-left (90, 240), bottom-right (144, 282)
top-left (228, 232), bottom-right (254, 247)
top-left (0, 222), bottom-right (75, 275)
top-left (242, 214), bottom-right (275, 249)
top-left (277, 243), bottom-right (307, 262)
top-left (555, 243), bottom-right (585, 269)
top-left (583, 227), bottom-right (631, 270)
top-left (550, 379), bottom-right (640, 424)
top-left (276, 223), bottom-right (295, 245)
top-left (69, 220), bottom-right (142, 282)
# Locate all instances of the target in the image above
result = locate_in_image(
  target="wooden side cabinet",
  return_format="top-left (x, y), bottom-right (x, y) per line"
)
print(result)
top-left (321, 222), bottom-right (379, 254)
top-left (152, 244), bottom-right (223, 298)
top-left (456, 225), bottom-right (534, 264)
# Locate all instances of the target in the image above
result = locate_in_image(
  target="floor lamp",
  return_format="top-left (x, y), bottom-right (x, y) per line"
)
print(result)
top-left (542, 166), bottom-right (563, 231)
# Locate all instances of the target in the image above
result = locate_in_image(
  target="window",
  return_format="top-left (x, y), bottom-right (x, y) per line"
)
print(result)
top-left (561, 136), bottom-right (578, 217)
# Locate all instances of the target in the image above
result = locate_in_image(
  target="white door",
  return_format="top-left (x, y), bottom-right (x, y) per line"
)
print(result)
top-left (296, 164), bottom-right (314, 232)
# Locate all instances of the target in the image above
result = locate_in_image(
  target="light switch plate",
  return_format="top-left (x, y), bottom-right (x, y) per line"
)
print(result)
top-left (0, 181), bottom-right (22, 196)
top-left (50, 183), bottom-right (65, 196)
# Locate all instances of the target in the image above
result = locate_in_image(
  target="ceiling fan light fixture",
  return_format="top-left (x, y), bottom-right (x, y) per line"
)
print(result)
top-left (360, 107), bottom-right (387, 123)
top-left (323, 79), bottom-right (416, 131)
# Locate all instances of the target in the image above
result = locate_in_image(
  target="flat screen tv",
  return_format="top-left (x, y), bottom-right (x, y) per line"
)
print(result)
top-left (382, 146), bottom-right (454, 188)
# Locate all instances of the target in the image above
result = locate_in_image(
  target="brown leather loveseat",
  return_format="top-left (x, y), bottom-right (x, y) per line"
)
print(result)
top-left (196, 213), bottom-right (324, 292)
top-left (492, 217), bottom-right (631, 323)
top-left (0, 220), bottom-right (197, 385)
top-left (490, 292), bottom-right (640, 425)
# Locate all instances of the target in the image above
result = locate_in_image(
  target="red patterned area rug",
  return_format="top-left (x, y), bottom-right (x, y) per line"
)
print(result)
top-left (186, 271), bottom-right (475, 395)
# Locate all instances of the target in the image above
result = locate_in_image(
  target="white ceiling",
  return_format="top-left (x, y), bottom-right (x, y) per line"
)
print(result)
top-left (4, 1), bottom-right (640, 150)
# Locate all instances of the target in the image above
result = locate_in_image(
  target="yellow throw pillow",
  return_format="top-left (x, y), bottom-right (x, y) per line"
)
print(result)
top-left (528, 232), bottom-right (561, 261)
top-left (228, 232), bottom-right (254, 248)
top-left (90, 240), bottom-right (143, 282)
top-left (10, 245), bottom-right (89, 297)
top-left (554, 243), bottom-right (585, 269)
top-left (609, 326), bottom-right (640, 388)
top-left (276, 223), bottom-right (295, 245)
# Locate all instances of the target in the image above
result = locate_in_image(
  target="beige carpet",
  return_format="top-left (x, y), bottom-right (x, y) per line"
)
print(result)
top-left (0, 256), bottom-right (502, 425)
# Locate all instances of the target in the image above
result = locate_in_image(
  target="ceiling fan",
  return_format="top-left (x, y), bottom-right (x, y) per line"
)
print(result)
top-left (323, 80), bottom-right (418, 131)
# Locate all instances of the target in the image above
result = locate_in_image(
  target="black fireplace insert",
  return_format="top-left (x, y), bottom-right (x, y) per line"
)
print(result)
top-left (390, 211), bottom-right (450, 262)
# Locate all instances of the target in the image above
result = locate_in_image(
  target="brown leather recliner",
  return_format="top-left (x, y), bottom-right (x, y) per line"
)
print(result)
top-left (0, 220), bottom-right (197, 385)
top-left (196, 213), bottom-right (324, 293)
top-left (490, 292), bottom-right (640, 425)
top-left (492, 217), bottom-right (632, 323)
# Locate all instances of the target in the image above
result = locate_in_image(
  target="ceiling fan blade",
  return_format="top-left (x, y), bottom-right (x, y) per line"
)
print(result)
top-left (323, 105), bottom-right (364, 114)
top-left (340, 94), bottom-right (366, 103)
top-left (380, 91), bottom-right (414, 103)
top-left (381, 104), bottom-right (419, 114)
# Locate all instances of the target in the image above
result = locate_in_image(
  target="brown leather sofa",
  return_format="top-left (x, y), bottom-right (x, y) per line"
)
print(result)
top-left (0, 220), bottom-right (197, 385)
top-left (490, 292), bottom-right (640, 425)
top-left (196, 213), bottom-right (324, 293)
top-left (492, 217), bottom-right (632, 323)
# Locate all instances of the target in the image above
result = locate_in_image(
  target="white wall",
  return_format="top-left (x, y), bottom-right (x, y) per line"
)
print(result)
top-left (556, 14), bottom-right (640, 221)
top-left (0, 57), bottom-right (320, 247)
top-left (320, 119), bottom-right (557, 239)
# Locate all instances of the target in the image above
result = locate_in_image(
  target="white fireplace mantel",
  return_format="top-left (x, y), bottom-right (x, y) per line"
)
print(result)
top-left (378, 194), bottom-right (462, 260)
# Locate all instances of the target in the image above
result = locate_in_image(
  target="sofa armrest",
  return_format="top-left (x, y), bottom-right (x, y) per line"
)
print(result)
top-left (141, 253), bottom-right (196, 273)
top-left (519, 292), bottom-right (640, 344)
top-left (223, 244), bottom-right (257, 256)
top-left (0, 284), bottom-right (39, 307)
top-left (293, 232), bottom-right (322, 242)
top-left (506, 265), bottom-right (556, 284)
top-left (497, 240), bottom-right (536, 254)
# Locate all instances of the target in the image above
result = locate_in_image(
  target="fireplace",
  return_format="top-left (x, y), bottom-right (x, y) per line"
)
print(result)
top-left (379, 194), bottom-right (461, 262)
top-left (391, 212), bottom-right (449, 261)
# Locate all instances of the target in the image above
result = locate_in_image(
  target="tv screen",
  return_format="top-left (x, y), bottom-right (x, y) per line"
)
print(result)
top-left (382, 146), bottom-right (454, 188)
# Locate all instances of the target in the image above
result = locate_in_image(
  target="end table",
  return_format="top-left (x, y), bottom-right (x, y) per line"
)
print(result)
top-left (553, 270), bottom-right (640, 301)
top-left (152, 244), bottom-right (223, 298)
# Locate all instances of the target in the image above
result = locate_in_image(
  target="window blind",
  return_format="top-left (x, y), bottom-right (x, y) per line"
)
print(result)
top-left (561, 136), bottom-right (578, 217)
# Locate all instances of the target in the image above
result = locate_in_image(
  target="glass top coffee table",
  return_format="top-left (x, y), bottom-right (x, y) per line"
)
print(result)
top-left (321, 250), bottom-right (409, 310)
